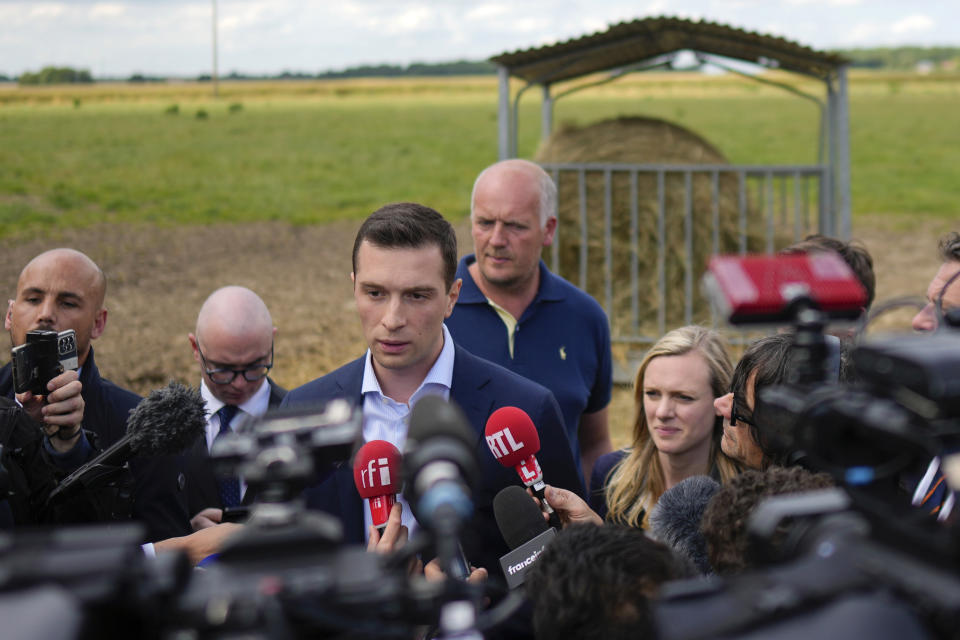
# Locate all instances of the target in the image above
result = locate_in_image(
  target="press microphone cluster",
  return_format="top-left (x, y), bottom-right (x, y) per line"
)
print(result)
top-left (484, 406), bottom-right (559, 528)
top-left (48, 381), bottom-right (207, 506)
top-left (349, 397), bottom-right (477, 581)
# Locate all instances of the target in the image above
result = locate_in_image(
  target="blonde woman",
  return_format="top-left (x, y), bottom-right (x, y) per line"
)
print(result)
top-left (589, 326), bottom-right (742, 529)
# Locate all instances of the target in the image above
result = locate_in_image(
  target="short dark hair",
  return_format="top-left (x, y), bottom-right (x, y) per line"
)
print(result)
top-left (701, 466), bottom-right (834, 576)
top-left (730, 333), bottom-right (797, 466)
top-left (525, 524), bottom-right (687, 640)
top-left (781, 235), bottom-right (876, 309)
top-left (939, 231), bottom-right (960, 263)
top-left (351, 202), bottom-right (458, 290)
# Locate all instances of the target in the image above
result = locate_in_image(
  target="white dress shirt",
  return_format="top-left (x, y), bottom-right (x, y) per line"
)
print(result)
top-left (200, 378), bottom-right (272, 500)
top-left (359, 324), bottom-right (455, 542)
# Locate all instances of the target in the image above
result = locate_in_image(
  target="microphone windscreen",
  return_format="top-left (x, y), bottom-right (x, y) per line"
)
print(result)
top-left (485, 406), bottom-right (540, 467)
top-left (353, 440), bottom-right (402, 498)
top-left (407, 395), bottom-right (474, 450)
top-left (494, 485), bottom-right (549, 550)
top-left (648, 475), bottom-right (720, 575)
top-left (127, 381), bottom-right (207, 456)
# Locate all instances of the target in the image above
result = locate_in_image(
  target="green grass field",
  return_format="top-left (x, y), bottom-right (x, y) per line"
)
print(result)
top-left (1, 72), bottom-right (957, 238)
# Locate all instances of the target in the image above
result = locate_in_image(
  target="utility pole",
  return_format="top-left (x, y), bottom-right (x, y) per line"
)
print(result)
top-left (212, 0), bottom-right (219, 97)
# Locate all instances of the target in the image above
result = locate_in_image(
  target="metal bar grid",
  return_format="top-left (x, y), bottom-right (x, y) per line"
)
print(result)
top-left (542, 163), bottom-right (829, 345)
top-left (551, 168), bottom-right (560, 273)
top-left (629, 170), bottom-right (640, 332)
top-left (711, 170), bottom-right (720, 256)
top-left (684, 171), bottom-right (694, 324)
top-left (738, 171), bottom-right (748, 255)
top-left (578, 169), bottom-right (588, 290)
top-left (603, 169), bottom-right (613, 316)
top-left (656, 170), bottom-right (666, 336)
top-left (765, 170), bottom-right (775, 253)
top-left (540, 162), bottom-right (825, 173)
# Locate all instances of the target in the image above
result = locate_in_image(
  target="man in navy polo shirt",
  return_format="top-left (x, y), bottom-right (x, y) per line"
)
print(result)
top-left (446, 159), bottom-right (614, 481)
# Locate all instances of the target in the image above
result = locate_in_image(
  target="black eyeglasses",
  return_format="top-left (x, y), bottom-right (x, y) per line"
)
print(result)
top-left (197, 342), bottom-right (273, 384)
top-left (730, 390), bottom-right (756, 428)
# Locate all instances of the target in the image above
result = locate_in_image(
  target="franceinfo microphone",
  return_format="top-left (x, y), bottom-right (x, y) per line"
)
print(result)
top-left (353, 439), bottom-right (402, 534)
top-left (48, 381), bottom-right (207, 506)
top-left (484, 406), bottom-right (559, 526)
top-left (493, 485), bottom-right (556, 589)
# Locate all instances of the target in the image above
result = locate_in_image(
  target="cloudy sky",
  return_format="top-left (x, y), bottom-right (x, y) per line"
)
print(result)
top-left (1, 0), bottom-right (957, 77)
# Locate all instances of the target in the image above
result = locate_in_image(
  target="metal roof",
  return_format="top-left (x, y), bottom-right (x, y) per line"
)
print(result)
top-left (490, 16), bottom-right (849, 84)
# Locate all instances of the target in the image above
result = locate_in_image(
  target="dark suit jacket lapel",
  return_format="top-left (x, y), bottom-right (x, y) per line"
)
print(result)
top-left (449, 345), bottom-right (494, 444)
top-left (335, 357), bottom-right (366, 543)
top-left (266, 378), bottom-right (288, 408)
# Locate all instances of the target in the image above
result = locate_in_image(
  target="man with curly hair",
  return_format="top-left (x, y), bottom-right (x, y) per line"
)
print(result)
top-left (700, 466), bottom-right (834, 575)
top-left (525, 523), bottom-right (688, 640)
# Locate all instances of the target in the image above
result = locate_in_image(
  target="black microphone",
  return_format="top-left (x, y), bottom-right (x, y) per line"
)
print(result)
top-left (48, 381), bottom-right (207, 505)
top-left (493, 485), bottom-right (556, 589)
top-left (648, 475), bottom-right (720, 576)
top-left (403, 395), bottom-right (478, 580)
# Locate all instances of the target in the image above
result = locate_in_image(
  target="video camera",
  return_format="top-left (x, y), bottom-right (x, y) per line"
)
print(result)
top-left (11, 329), bottom-right (79, 395)
top-left (655, 253), bottom-right (960, 640)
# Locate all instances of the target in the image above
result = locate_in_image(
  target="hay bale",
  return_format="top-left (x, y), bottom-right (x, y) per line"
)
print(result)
top-left (535, 116), bottom-right (767, 336)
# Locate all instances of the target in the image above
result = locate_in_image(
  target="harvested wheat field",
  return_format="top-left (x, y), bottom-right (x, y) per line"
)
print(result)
top-left (0, 214), bottom-right (953, 447)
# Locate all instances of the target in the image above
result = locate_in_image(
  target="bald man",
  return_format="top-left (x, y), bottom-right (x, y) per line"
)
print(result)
top-left (185, 286), bottom-right (286, 528)
top-left (3, 248), bottom-right (121, 443)
top-left (446, 159), bottom-right (613, 482)
top-left (2, 249), bottom-right (193, 540)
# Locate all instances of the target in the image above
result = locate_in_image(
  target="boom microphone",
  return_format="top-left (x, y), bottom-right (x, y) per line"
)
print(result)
top-left (648, 475), bottom-right (720, 576)
top-left (493, 485), bottom-right (556, 589)
top-left (484, 406), bottom-right (558, 525)
top-left (48, 381), bottom-right (207, 505)
top-left (353, 440), bottom-right (402, 533)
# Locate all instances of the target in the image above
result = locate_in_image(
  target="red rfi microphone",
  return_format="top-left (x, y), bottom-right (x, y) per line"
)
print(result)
top-left (485, 406), bottom-right (559, 525)
top-left (353, 440), bottom-right (402, 532)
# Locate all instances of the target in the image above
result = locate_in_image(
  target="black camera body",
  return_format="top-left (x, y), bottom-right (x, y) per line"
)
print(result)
top-left (10, 329), bottom-right (79, 395)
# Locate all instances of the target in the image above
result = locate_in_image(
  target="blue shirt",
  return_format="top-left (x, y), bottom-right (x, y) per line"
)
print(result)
top-left (446, 255), bottom-right (613, 464)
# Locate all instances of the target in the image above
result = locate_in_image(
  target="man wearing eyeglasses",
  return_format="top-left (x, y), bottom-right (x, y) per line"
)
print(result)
top-left (185, 286), bottom-right (286, 528)
top-left (912, 231), bottom-right (960, 333)
top-left (713, 334), bottom-right (798, 471)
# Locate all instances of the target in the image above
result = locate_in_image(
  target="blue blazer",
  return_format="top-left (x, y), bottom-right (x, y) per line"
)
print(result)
top-left (281, 343), bottom-right (585, 576)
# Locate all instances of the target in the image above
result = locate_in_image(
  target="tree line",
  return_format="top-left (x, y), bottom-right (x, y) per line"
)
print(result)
top-left (835, 46), bottom-right (960, 70)
top-left (17, 66), bottom-right (94, 85)
top-left (6, 48), bottom-right (958, 85)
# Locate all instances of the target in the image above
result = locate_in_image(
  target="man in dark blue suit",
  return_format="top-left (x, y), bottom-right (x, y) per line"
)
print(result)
top-left (281, 202), bottom-right (584, 577)
top-left (183, 285), bottom-right (287, 528)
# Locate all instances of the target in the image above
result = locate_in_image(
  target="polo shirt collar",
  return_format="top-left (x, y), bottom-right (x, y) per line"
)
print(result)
top-left (458, 254), bottom-right (566, 305)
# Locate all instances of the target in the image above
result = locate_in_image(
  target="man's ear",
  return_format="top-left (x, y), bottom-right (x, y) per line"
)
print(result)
top-left (4, 299), bottom-right (13, 331)
top-left (444, 279), bottom-right (462, 318)
top-left (351, 271), bottom-right (356, 286)
top-left (90, 308), bottom-right (107, 341)
top-left (542, 216), bottom-right (558, 247)
top-left (188, 333), bottom-right (201, 362)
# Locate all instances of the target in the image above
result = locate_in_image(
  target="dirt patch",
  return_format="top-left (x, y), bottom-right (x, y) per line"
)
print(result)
top-left (0, 214), bottom-right (952, 448)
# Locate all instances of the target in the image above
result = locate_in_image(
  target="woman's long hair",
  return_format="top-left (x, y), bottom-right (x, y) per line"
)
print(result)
top-left (604, 326), bottom-right (741, 528)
